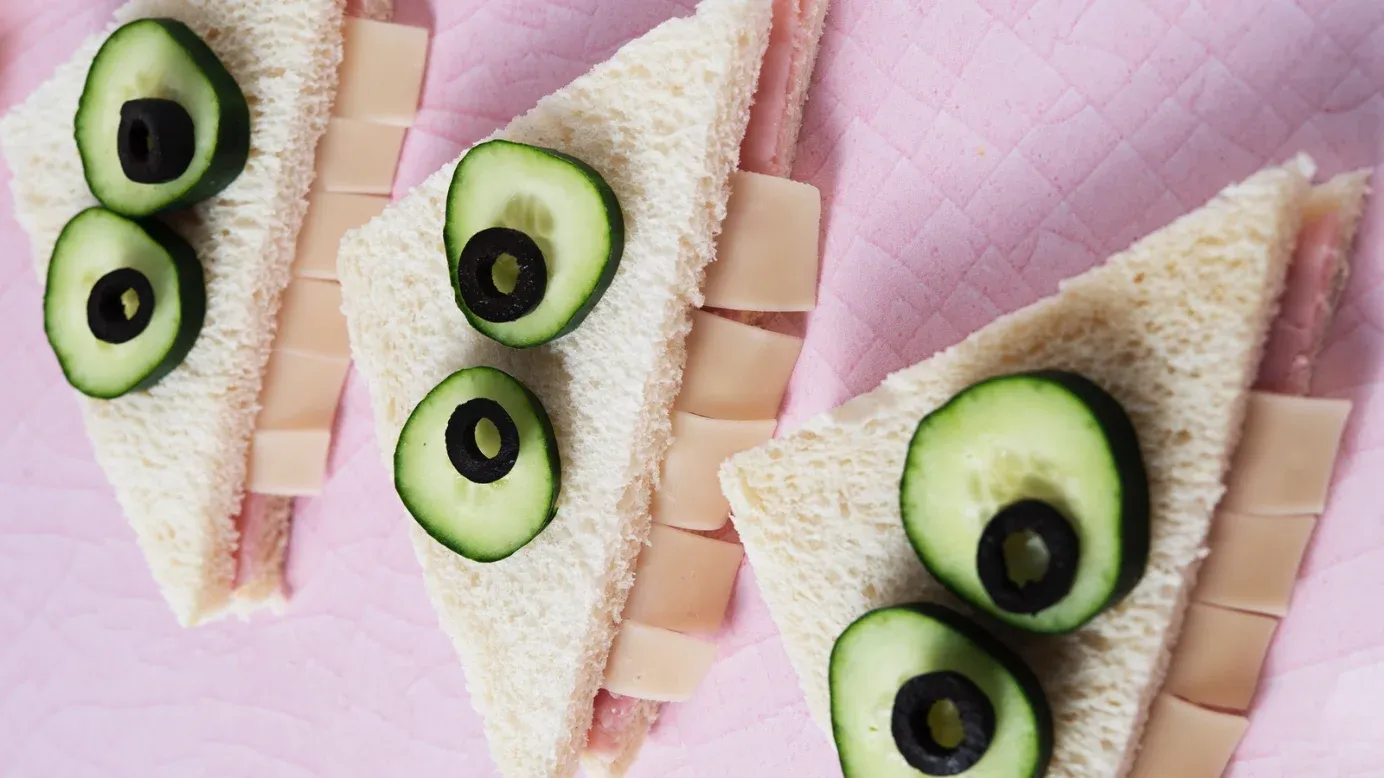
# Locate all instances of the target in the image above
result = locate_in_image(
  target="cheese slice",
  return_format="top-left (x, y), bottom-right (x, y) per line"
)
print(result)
top-left (653, 412), bottom-right (775, 531)
top-left (255, 350), bottom-right (351, 430)
top-left (1222, 392), bottom-right (1351, 515)
top-left (334, 18), bottom-right (430, 126)
top-left (275, 278), bottom-right (351, 361)
top-left (601, 621), bottom-right (717, 702)
top-left (1163, 602), bottom-right (1278, 711)
top-left (702, 170), bottom-right (820, 311)
top-left (247, 429), bottom-right (334, 496)
top-left (1196, 511), bottom-right (1316, 617)
top-left (1129, 694), bottom-right (1248, 778)
top-left (293, 191), bottom-right (389, 280)
top-left (622, 524), bottom-right (745, 634)
top-left (313, 117), bottom-right (407, 195)
top-left (676, 310), bottom-right (803, 420)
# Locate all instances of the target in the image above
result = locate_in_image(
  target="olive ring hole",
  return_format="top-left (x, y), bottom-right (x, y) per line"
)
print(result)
top-left (445, 398), bottom-right (521, 484)
top-left (892, 671), bottom-right (996, 775)
top-left (457, 227), bottom-right (548, 323)
top-left (117, 98), bottom-right (196, 185)
top-left (977, 499), bottom-right (1080, 615)
top-left (87, 267), bottom-right (155, 345)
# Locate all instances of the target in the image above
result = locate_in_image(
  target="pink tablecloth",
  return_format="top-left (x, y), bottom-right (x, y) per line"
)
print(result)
top-left (2, 1), bottom-right (1382, 776)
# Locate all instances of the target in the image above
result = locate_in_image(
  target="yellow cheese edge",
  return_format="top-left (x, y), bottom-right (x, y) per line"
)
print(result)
top-left (1129, 694), bottom-right (1248, 778)
top-left (313, 117), bottom-right (406, 196)
top-left (1163, 602), bottom-right (1278, 711)
top-left (676, 309), bottom-right (804, 421)
top-left (652, 412), bottom-right (775, 531)
top-left (1196, 511), bottom-right (1316, 617)
top-left (1222, 392), bottom-right (1352, 515)
top-left (623, 524), bottom-right (746, 634)
top-left (602, 621), bottom-right (718, 702)
top-left (702, 170), bottom-right (821, 312)
top-left (334, 17), bottom-right (430, 126)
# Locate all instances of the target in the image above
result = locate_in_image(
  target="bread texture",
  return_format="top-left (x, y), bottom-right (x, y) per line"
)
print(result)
top-left (722, 159), bottom-right (1314, 777)
top-left (337, 1), bottom-right (773, 775)
top-left (1, 0), bottom-right (345, 625)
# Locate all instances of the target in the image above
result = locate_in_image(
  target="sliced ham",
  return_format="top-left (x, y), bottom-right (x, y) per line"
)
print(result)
top-left (1256, 211), bottom-right (1344, 394)
top-left (586, 690), bottom-right (641, 760)
top-left (740, 0), bottom-right (821, 177)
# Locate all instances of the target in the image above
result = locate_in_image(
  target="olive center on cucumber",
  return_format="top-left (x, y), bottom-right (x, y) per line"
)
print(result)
top-left (118, 98), bottom-right (196, 185)
top-left (892, 671), bottom-right (996, 775)
top-left (87, 267), bottom-right (156, 344)
top-left (976, 500), bottom-right (1080, 615)
top-left (445, 397), bottom-right (521, 484)
top-left (455, 227), bottom-right (548, 323)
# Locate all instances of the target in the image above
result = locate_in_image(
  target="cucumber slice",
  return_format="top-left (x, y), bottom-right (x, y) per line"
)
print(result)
top-left (75, 18), bottom-right (250, 216)
top-left (394, 366), bottom-right (561, 562)
top-left (43, 207), bottom-right (206, 398)
top-left (900, 371), bottom-right (1150, 634)
top-left (444, 139), bottom-right (624, 348)
top-left (830, 604), bottom-right (1052, 778)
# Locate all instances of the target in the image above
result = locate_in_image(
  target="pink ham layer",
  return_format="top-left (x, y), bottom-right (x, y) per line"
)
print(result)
top-left (583, 0), bottom-right (817, 765)
top-left (587, 690), bottom-right (638, 760)
top-left (232, 492), bottom-right (279, 590)
top-left (740, 0), bottom-right (816, 177)
top-left (1256, 212), bottom-right (1344, 395)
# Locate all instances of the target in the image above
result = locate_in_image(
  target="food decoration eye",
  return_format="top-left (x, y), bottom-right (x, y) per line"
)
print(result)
top-left (393, 366), bottom-right (561, 562)
top-left (44, 207), bottom-right (206, 398)
top-left (444, 139), bottom-right (624, 348)
top-left (830, 604), bottom-right (1053, 777)
top-left (76, 18), bottom-right (251, 216)
top-left (900, 370), bottom-right (1150, 634)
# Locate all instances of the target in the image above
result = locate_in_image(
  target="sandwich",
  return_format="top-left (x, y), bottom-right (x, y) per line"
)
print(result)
top-left (1, 0), bottom-right (428, 625)
top-left (721, 157), bottom-right (1370, 778)
top-left (337, 0), bottom-right (829, 775)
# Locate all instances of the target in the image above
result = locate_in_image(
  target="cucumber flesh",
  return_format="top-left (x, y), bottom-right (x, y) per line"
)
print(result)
top-left (43, 207), bottom-right (205, 398)
top-left (900, 371), bottom-right (1150, 634)
top-left (830, 604), bottom-right (1052, 778)
top-left (394, 366), bottom-right (561, 562)
top-left (76, 18), bottom-right (249, 216)
top-left (444, 139), bottom-right (624, 348)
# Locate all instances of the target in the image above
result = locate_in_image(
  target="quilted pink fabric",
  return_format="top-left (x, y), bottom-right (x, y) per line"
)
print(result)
top-left (1, 1), bottom-right (1381, 776)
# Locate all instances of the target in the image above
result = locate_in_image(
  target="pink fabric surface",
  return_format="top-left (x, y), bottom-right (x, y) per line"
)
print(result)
top-left (1, 1), bottom-right (1382, 777)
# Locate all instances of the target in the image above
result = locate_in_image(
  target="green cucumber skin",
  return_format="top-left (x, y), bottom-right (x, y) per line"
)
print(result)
top-left (43, 208), bottom-right (206, 399)
top-left (124, 215), bottom-right (206, 393)
top-left (1025, 371), bottom-right (1150, 616)
top-left (393, 366), bottom-right (562, 563)
top-left (900, 370), bottom-right (1151, 635)
top-left (829, 603), bottom-right (1054, 778)
top-left (76, 19), bottom-right (250, 217)
top-left (444, 139), bottom-right (625, 349)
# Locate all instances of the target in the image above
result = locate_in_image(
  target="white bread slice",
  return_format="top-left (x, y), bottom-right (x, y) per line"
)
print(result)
top-left (721, 158), bottom-right (1315, 777)
top-left (1, 0), bottom-right (344, 625)
top-left (337, 1), bottom-right (773, 775)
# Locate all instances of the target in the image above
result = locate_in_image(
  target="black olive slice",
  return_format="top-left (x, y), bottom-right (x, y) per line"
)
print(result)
top-left (445, 397), bottom-right (521, 484)
top-left (892, 670), bottom-right (996, 775)
top-left (118, 98), bottom-right (197, 185)
top-left (86, 266), bottom-right (156, 345)
top-left (976, 499), bottom-right (1080, 615)
top-left (455, 227), bottom-right (548, 323)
